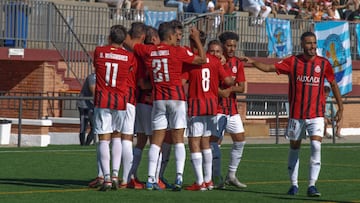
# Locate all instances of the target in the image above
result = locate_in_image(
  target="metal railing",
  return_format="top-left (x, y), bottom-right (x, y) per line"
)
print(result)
top-left (2, 1), bottom-right (360, 57)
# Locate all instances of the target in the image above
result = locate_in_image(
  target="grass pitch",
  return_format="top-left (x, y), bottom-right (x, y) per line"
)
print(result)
top-left (0, 143), bottom-right (359, 203)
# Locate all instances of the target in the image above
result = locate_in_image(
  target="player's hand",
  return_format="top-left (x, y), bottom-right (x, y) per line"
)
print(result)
top-left (220, 55), bottom-right (226, 65)
top-left (335, 109), bottom-right (343, 129)
top-left (189, 26), bottom-right (200, 40)
top-left (239, 56), bottom-right (253, 63)
top-left (219, 87), bottom-right (232, 98)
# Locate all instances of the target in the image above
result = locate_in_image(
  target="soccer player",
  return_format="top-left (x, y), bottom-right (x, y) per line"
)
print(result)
top-left (212, 31), bottom-right (248, 189)
top-left (129, 25), bottom-right (162, 189)
top-left (241, 31), bottom-right (343, 197)
top-left (206, 39), bottom-right (228, 188)
top-left (158, 19), bottom-right (185, 189)
top-left (118, 22), bottom-right (144, 189)
top-left (183, 32), bottom-right (233, 191)
top-left (93, 25), bottom-right (137, 191)
top-left (125, 22), bottom-right (207, 190)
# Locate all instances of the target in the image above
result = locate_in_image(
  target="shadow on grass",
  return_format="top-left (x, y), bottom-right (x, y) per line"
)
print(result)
top-left (0, 178), bottom-right (89, 189)
top-left (220, 187), bottom-right (351, 203)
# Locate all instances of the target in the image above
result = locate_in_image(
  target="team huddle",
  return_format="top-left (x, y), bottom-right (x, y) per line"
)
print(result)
top-left (87, 19), bottom-right (344, 197)
top-left (89, 20), bottom-right (247, 192)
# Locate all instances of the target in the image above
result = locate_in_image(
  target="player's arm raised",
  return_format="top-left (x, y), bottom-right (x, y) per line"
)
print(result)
top-left (189, 26), bottom-right (207, 65)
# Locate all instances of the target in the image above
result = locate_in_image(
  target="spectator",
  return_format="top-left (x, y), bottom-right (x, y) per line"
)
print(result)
top-left (312, 3), bottom-right (324, 21)
top-left (187, 0), bottom-right (208, 13)
top-left (324, 0), bottom-right (341, 20)
top-left (216, 0), bottom-right (235, 14)
top-left (295, 0), bottom-right (313, 19)
top-left (129, 0), bottom-right (144, 21)
top-left (284, 0), bottom-right (301, 15)
top-left (77, 73), bottom-right (96, 146)
top-left (348, 5), bottom-right (360, 21)
top-left (164, 0), bottom-right (191, 13)
top-left (242, 0), bottom-right (272, 25)
top-left (208, 0), bottom-right (221, 28)
top-left (265, 0), bottom-right (287, 16)
top-left (96, 0), bottom-right (129, 19)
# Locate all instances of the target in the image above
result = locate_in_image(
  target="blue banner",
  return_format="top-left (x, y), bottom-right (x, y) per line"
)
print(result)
top-left (144, 11), bottom-right (177, 29)
top-left (356, 24), bottom-right (360, 57)
top-left (265, 18), bottom-right (292, 58)
top-left (314, 21), bottom-right (352, 95)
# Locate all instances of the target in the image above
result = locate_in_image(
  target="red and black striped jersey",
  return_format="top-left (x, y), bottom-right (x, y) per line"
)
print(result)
top-left (134, 43), bottom-right (196, 101)
top-left (218, 56), bottom-right (246, 115)
top-left (275, 54), bottom-right (335, 119)
top-left (183, 53), bottom-right (229, 116)
top-left (93, 45), bottom-right (136, 110)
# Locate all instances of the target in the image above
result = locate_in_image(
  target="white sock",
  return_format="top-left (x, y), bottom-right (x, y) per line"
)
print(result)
top-left (288, 148), bottom-right (300, 187)
top-left (211, 142), bottom-right (222, 177)
top-left (155, 152), bottom-right (162, 182)
top-left (160, 142), bottom-right (171, 178)
top-left (148, 144), bottom-right (160, 183)
top-left (96, 142), bottom-right (103, 177)
top-left (99, 140), bottom-right (111, 178)
top-left (174, 143), bottom-right (186, 177)
top-left (309, 140), bottom-right (321, 187)
top-left (121, 140), bottom-right (133, 184)
top-left (131, 147), bottom-right (142, 179)
top-left (111, 138), bottom-right (122, 177)
top-left (202, 148), bottom-right (213, 183)
top-left (191, 152), bottom-right (204, 185)
top-left (228, 141), bottom-right (245, 179)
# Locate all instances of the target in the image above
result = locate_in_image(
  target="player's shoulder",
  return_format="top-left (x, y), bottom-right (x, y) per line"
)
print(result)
top-left (314, 55), bottom-right (331, 63)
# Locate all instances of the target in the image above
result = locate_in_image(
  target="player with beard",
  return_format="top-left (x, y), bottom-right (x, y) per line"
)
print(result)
top-left (241, 31), bottom-right (343, 197)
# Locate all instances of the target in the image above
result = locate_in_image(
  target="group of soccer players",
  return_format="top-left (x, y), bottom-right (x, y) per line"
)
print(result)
top-left (86, 14), bottom-right (345, 197)
top-left (88, 19), bottom-right (250, 192)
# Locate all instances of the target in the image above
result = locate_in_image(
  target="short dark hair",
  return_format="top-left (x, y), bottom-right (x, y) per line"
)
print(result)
top-left (301, 31), bottom-right (316, 42)
top-left (129, 22), bottom-right (146, 39)
top-left (158, 22), bottom-right (175, 41)
top-left (109, 25), bottom-right (127, 44)
top-left (170, 19), bottom-right (183, 31)
top-left (218, 31), bottom-right (239, 44)
top-left (207, 39), bottom-right (222, 50)
top-left (144, 26), bottom-right (159, 45)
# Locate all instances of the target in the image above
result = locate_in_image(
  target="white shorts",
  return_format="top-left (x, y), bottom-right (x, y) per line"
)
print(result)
top-left (152, 100), bottom-right (187, 130)
top-left (226, 114), bottom-right (245, 134)
top-left (121, 103), bottom-right (136, 135)
top-left (285, 117), bottom-right (325, 141)
top-left (187, 115), bottom-right (216, 138)
top-left (94, 107), bottom-right (126, 134)
top-left (135, 103), bottom-right (152, 135)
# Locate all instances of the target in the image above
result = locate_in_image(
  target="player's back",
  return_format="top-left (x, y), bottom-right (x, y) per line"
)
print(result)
top-left (94, 45), bottom-right (137, 110)
top-left (134, 43), bottom-right (196, 101)
top-left (185, 54), bottom-right (225, 116)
